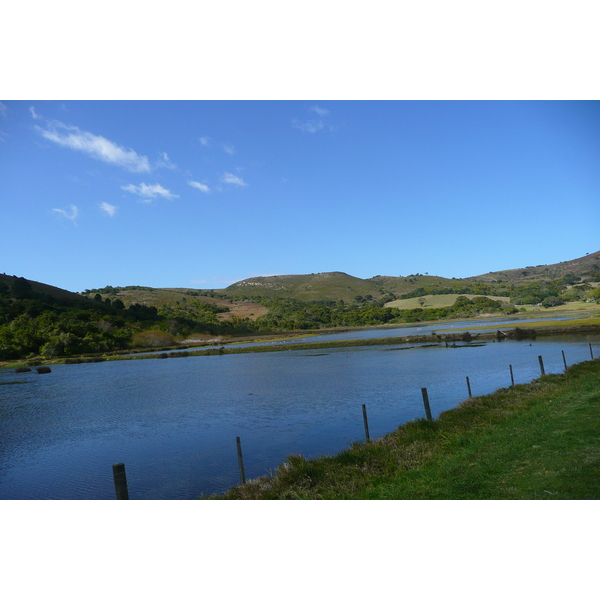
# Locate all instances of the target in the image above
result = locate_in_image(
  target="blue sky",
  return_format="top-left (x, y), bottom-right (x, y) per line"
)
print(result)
top-left (1, 100), bottom-right (599, 292)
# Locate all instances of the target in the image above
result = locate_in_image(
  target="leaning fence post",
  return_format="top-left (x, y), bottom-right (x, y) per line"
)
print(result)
top-left (466, 376), bottom-right (472, 398)
top-left (562, 350), bottom-right (568, 372)
top-left (421, 387), bottom-right (433, 421)
top-left (112, 463), bottom-right (129, 500)
top-left (509, 364), bottom-right (515, 387)
top-left (236, 436), bottom-right (246, 485)
top-left (362, 404), bottom-right (371, 442)
top-left (590, 343), bottom-right (594, 360)
top-left (538, 355), bottom-right (545, 376)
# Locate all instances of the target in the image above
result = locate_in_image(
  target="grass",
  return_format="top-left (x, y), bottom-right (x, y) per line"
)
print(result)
top-left (207, 358), bottom-right (600, 499)
top-left (518, 301), bottom-right (598, 313)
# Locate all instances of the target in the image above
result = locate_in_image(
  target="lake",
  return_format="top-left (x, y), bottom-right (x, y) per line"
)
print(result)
top-left (1, 330), bottom-right (598, 499)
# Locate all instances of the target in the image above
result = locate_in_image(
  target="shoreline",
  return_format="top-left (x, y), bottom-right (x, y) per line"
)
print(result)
top-left (2, 313), bottom-right (599, 369)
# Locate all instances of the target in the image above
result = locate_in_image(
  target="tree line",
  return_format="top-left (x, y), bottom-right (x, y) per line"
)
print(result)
top-left (0, 278), bottom-right (237, 360)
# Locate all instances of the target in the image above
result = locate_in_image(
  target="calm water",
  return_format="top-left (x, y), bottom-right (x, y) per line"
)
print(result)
top-left (1, 333), bottom-right (598, 499)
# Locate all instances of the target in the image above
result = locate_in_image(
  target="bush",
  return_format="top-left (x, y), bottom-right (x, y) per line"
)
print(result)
top-left (542, 296), bottom-right (564, 308)
top-left (131, 330), bottom-right (177, 348)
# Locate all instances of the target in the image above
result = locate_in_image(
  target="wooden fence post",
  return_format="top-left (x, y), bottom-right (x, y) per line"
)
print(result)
top-left (538, 355), bottom-right (545, 376)
top-left (362, 404), bottom-right (371, 442)
top-left (421, 387), bottom-right (433, 421)
top-left (466, 376), bottom-right (472, 398)
top-left (509, 364), bottom-right (515, 387)
top-left (112, 463), bottom-right (129, 500)
top-left (590, 343), bottom-right (594, 360)
top-left (562, 350), bottom-right (568, 372)
top-left (236, 436), bottom-right (246, 485)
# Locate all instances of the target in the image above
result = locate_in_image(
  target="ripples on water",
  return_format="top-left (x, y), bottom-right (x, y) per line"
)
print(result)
top-left (1, 333), bottom-right (598, 499)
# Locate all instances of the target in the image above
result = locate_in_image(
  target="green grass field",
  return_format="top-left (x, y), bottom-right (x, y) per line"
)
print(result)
top-left (385, 294), bottom-right (510, 310)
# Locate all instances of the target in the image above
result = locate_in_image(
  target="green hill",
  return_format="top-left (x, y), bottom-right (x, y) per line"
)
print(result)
top-left (466, 250), bottom-right (600, 283)
top-left (224, 271), bottom-right (460, 302)
top-left (0, 273), bottom-right (89, 303)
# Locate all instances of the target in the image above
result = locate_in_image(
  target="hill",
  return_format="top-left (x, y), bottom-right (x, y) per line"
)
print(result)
top-left (220, 251), bottom-right (599, 303)
top-left (0, 273), bottom-right (88, 303)
top-left (80, 285), bottom-right (268, 322)
top-left (223, 271), bottom-right (459, 302)
top-left (466, 250), bottom-right (600, 283)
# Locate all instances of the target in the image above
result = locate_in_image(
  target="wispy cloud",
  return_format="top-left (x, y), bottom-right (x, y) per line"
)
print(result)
top-left (0, 102), bottom-right (7, 118)
top-left (121, 182), bottom-right (178, 201)
top-left (222, 142), bottom-right (235, 155)
top-left (292, 117), bottom-right (325, 133)
top-left (220, 172), bottom-right (248, 187)
top-left (156, 152), bottom-right (176, 170)
top-left (36, 120), bottom-right (151, 173)
top-left (29, 106), bottom-right (42, 120)
top-left (293, 106), bottom-right (332, 133)
top-left (99, 202), bottom-right (117, 217)
top-left (311, 105), bottom-right (329, 117)
top-left (53, 204), bottom-right (79, 221)
top-left (199, 136), bottom-right (211, 146)
top-left (188, 180), bottom-right (211, 193)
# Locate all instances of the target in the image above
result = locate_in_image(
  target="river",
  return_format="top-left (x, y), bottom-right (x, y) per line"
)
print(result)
top-left (1, 328), bottom-right (598, 499)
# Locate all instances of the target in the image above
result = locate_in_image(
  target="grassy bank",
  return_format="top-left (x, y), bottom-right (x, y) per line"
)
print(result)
top-left (208, 358), bottom-right (600, 499)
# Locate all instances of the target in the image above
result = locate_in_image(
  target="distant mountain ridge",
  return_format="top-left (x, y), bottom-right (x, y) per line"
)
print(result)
top-left (3, 250), bottom-right (598, 304)
top-left (223, 271), bottom-right (458, 302)
top-left (223, 251), bottom-right (600, 302)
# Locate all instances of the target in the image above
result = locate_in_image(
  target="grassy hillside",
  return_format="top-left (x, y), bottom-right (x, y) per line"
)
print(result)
top-left (366, 274), bottom-right (462, 296)
top-left (224, 271), bottom-right (462, 302)
top-left (81, 286), bottom-right (268, 322)
top-left (0, 273), bottom-right (89, 303)
top-left (225, 271), bottom-right (385, 302)
top-left (466, 249), bottom-right (600, 283)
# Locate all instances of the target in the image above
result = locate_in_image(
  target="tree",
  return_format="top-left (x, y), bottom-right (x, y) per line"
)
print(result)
top-left (12, 277), bottom-right (33, 299)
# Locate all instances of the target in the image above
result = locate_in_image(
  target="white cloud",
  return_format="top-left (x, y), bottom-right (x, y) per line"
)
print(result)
top-left (53, 204), bottom-right (78, 221)
top-left (156, 152), bottom-right (176, 170)
top-left (99, 202), bottom-right (117, 217)
top-left (311, 106), bottom-right (329, 117)
top-left (222, 142), bottom-right (235, 155)
top-left (121, 182), bottom-right (178, 200)
top-left (199, 136), bottom-right (211, 146)
top-left (220, 172), bottom-right (248, 187)
top-left (188, 180), bottom-right (211, 193)
top-left (0, 102), bottom-right (7, 118)
top-left (29, 106), bottom-right (42, 120)
top-left (292, 118), bottom-right (324, 133)
top-left (36, 120), bottom-right (151, 172)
